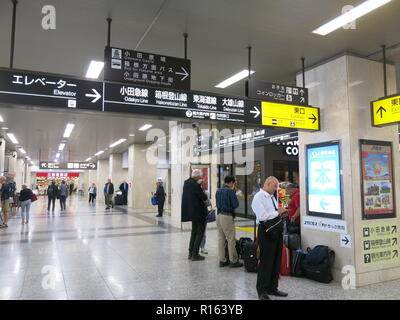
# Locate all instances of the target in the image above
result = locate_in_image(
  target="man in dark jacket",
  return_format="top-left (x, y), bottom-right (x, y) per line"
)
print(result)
top-left (155, 179), bottom-right (166, 217)
top-left (181, 169), bottom-right (208, 261)
top-left (47, 180), bottom-right (58, 212)
top-left (105, 179), bottom-right (114, 209)
top-left (119, 180), bottom-right (129, 205)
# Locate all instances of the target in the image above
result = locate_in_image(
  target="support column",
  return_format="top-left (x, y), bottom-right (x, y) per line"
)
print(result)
top-left (296, 54), bottom-right (398, 287)
top-left (0, 138), bottom-right (5, 174)
top-left (7, 151), bottom-right (17, 176)
top-left (96, 159), bottom-right (109, 200)
top-left (128, 144), bottom-right (157, 212)
top-left (109, 153), bottom-right (128, 189)
top-left (15, 158), bottom-right (24, 189)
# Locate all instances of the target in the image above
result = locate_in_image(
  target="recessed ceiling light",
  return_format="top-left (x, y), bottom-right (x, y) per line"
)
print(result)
top-left (54, 159), bottom-right (58, 163)
top-left (215, 69), bottom-right (255, 88)
top-left (86, 60), bottom-right (105, 79)
top-left (85, 157), bottom-right (92, 162)
top-left (129, 134), bottom-right (135, 137)
top-left (139, 124), bottom-right (152, 131)
top-left (1, 127), bottom-right (8, 130)
top-left (109, 138), bottom-right (127, 148)
top-left (56, 153), bottom-right (60, 158)
top-left (94, 150), bottom-right (104, 156)
top-left (58, 143), bottom-right (66, 151)
top-left (0, 115), bottom-right (4, 122)
top-left (18, 148), bottom-right (26, 154)
top-left (63, 123), bottom-right (75, 138)
top-left (6, 133), bottom-right (18, 144)
top-left (312, 0), bottom-right (392, 36)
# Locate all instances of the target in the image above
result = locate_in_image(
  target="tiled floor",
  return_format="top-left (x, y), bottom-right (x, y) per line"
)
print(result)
top-left (0, 196), bottom-right (399, 300)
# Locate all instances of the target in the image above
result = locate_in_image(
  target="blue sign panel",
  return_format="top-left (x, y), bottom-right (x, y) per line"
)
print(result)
top-left (306, 141), bottom-right (343, 219)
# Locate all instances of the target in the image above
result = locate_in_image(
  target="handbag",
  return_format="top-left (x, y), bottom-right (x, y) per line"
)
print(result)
top-left (151, 195), bottom-right (158, 206)
top-left (287, 221), bottom-right (301, 234)
top-left (206, 209), bottom-right (216, 223)
top-left (31, 193), bottom-right (38, 202)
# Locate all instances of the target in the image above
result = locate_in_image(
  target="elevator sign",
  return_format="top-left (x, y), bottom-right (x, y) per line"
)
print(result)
top-left (371, 94), bottom-right (400, 127)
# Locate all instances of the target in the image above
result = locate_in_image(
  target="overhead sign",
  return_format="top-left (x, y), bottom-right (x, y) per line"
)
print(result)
top-left (303, 216), bottom-right (347, 234)
top-left (340, 234), bottom-right (352, 248)
top-left (0, 70), bottom-right (103, 111)
top-left (261, 101), bottom-right (320, 130)
top-left (104, 46), bottom-right (191, 91)
top-left (246, 80), bottom-right (308, 106)
top-left (306, 141), bottom-right (343, 219)
top-left (371, 94), bottom-right (400, 127)
top-left (362, 222), bottom-right (400, 266)
top-left (39, 161), bottom-right (97, 170)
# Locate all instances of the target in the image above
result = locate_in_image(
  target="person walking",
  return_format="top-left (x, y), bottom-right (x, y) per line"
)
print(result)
top-left (181, 169), bottom-right (208, 261)
top-left (47, 181), bottom-right (58, 212)
top-left (216, 176), bottom-right (242, 268)
top-left (88, 183), bottom-right (97, 204)
top-left (251, 176), bottom-right (288, 300)
top-left (199, 179), bottom-right (211, 255)
top-left (59, 180), bottom-right (68, 211)
top-left (0, 176), bottom-right (11, 228)
top-left (19, 184), bottom-right (33, 224)
top-left (286, 183), bottom-right (300, 225)
top-left (155, 179), bottom-right (166, 217)
top-left (119, 180), bottom-right (129, 205)
top-left (104, 179), bottom-right (114, 210)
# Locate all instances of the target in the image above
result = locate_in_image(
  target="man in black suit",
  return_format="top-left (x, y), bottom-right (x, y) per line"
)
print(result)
top-left (181, 169), bottom-right (208, 261)
top-left (155, 179), bottom-right (166, 217)
top-left (105, 179), bottom-right (114, 210)
top-left (119, 180), bottom-right (129, 205)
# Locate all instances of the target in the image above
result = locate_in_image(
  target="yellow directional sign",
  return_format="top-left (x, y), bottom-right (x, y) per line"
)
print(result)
top-left (371, 94), bottom-right (400, 127)
top-left (261, 101), bottom-right (320, 131)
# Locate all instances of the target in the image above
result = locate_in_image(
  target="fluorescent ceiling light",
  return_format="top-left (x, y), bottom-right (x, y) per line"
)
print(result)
top-left (85, 157), bottom-right (92, 162)
top-left (86, 60), bottom-right (105, 79)
top-left (313, 0), bottom-right (392, 36)
top-left (7, 133), bottom-right (18, 144)
top-left (215, 69), bottom-right (255, 88)
top-left (129, 134), bottom-right (135, 137)
top-left (0, 115), bottom-right (4, 122)
top-left (139, 124), bottom-right (152, 131)
top-left (1, 127), bottom-right (8, 130)
top-left (54, 159), bottom-right (58, 163)
top-left (19, 148), bottom-right (26, 154)
top-left (94, 150), bottom-right (104, 156)
top-left (63, 123), bottom-right (75, 138)
top-left (109, 138), bottom-right (127, 148)
top-left (58, 143), bottom-right (65, 151)
top-left (56, 153), bottom-right (60, 158)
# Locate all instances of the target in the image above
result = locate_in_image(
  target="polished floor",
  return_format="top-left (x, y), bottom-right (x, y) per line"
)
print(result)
top-left (0, 195), bottom-right (399, 300)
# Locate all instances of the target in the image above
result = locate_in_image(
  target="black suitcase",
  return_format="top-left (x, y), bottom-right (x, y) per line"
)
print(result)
top-left (291, 250), bottom-right (306, 277)
top-left (114, 195), bottom-right (124, 205)
top-left (238, 237), bottom-right (253, 259)
top-left (243, 241), bottom-right (258, 273)
top-left (225, 240), bottom-right (241, 263)
top-left (287, 233), bottom-right (301, 251)
top-left (301, 259), bottom-right (333, 283)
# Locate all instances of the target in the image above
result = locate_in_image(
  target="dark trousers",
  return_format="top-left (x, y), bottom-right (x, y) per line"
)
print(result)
top-left (157, 198), bottom-right (165, 216)
top-left (189, 220), bottom-right (207, 257)
top-left (59, 196), bottom-right (67, 210)
top-left (122, 192), bottom-right (128, 205)
top-left (47, 197), bottom-right (56, 211)
top-left (257, 217), bottom-right (283, 296)
top-left (89, 193), bottom-right (96, 203)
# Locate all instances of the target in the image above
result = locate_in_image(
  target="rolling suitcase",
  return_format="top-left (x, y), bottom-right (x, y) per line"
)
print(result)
top-left (292, 249), bottom-right (306, 277)
top-left (114, 194), bottom-right (124, 205)
top-left (243, 219), bottom-right (258, 273)
top-left (280, 244), bottom-right (291, 276)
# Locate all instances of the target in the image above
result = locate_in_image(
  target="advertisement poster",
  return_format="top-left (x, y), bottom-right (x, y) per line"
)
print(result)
top-left (306, 141), bottom-right (343, 219)
top-left (360, 140), bottom-right (395, 220)
top-left (191, 165), bottom-right (210, 196)
top-left (362, 222), bottom-right (399, 266)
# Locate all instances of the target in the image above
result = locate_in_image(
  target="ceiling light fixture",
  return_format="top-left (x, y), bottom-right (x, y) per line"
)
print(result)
top-left (58, 143), bottom-right (66, 151)
top-left (312, 0), bottom-right (392, 36)
top-left (0, 115), bottom-right (3, 122)
top-left (63, 123), bottom-right (75, 138)
top-left (215, 69), bottom-right (256, 88)
top-left (86, 60), bottom-right (105, 79)
top-left (109, 138), bottom-right (127, 148)
top-left (85, 157), bottom-right (92, 162)
top-left (94, 150), bottom-right (104, 156)
top-left (56, 153), bottom-right (60, 158)
top-left (1, 127), bottom-right (8, 130)
top-left (129, 134), bottom-right (135, 137)
top-left (19, 148), bottom-right (26, 154)
top-left (139, 124), bottom-right (152, 131)
top-left (6, 133), bottom-right (18, 144)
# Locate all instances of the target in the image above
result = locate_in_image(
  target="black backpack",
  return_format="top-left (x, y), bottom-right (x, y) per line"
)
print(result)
top-left (305, 245), bottom-right (334, 266)
top-left (302, 245), bottom-right (335, 283)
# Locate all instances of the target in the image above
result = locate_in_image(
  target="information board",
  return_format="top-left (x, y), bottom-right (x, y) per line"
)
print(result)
top-left (306, 141), bottom-right (343, 219)
top-left (360, 140), bottom-right (395, 220)
top-left (371, 94), bottom-right (400, 127)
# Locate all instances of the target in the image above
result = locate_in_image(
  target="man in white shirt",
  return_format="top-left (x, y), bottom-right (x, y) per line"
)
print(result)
top-left (251, 176), bottom-right (288, 300)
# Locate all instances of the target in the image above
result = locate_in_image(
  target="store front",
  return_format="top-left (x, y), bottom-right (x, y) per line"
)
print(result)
top-left (34, 172), bottom-right (80, 195)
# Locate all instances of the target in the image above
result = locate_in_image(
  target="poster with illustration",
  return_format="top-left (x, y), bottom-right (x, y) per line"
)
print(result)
top-left (191, 165), bottom-right (210, 196)
top-left (360, 140), bottom-right (395, 219)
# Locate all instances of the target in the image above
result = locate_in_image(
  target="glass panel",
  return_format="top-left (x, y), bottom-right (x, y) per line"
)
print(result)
top-left (234, 164), bottom-right (246, 216)
top-left (246, 161), bottom-right (262, 218)
top-left (218, 165), bottom-right (232, 189)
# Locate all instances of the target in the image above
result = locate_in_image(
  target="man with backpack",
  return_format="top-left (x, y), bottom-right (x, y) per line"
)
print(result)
top-left (0, 176), bottom-right (11, 228)
top-left (47, 180), bottom-right (58, 212)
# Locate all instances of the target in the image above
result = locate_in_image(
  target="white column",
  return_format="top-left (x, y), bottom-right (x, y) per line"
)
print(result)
top-left (109, 153), bottom-right (128, 189)
top-left (15, 158), bottom-right (24, 189)
top-left (7, 151), bottom-right (17, 176)
top-left (96, 159), bottom-right (109, 200)
top-left (0, 138), bottom-right (5, 174)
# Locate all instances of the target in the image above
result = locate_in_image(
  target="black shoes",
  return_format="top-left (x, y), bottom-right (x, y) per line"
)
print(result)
top-left (229, 262), bottom-right (243, 268)
top-left (191, 254), bottom-right (205, 261)
top-left (156, 215), bottom-right (162, 217)
top-left (219, 261), bottom-right (230, 268)
top-left (188, 254), bottom-right (192, 260)
top-left (258, 294), bottom-right (270, 300)
top-left (267, 290), bottom-right (288, 297)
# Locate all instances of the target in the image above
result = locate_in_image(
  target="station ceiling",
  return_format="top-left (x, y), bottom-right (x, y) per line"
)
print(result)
top-left (0, 0), bottom-right (399, 165)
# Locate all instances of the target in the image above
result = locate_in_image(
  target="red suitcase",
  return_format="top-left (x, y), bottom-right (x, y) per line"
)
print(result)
top-left (280, 244), bottom-right (291, 276)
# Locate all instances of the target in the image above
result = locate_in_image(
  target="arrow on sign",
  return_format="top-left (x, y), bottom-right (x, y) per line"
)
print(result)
top-left (341, 236), bottom-right (350, 246)
top-left (41, 163), bottom-right (47, 168)
top-left (85, 89), bottom-right (102, 103)
top-left (300, 89), bottom-right (305, 96)
top-left (392, 238), bottom-right (398, 246)
top-left (376, 106), bottom-right (386, 118)
top-left (320, 198), bottom-right (329, 210)
top-left (175, 67), bottom-right (189, 81)
top-left (309, 114), bottom-right (317, 124)
top-left (250, 106), bottom-right (261, 118)
top-left (89, 163), bottom-right (96, 169)
top-left (393, 250), bottom-right (398, 259)
top-left (392, 226), bottom-right (397, 234)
